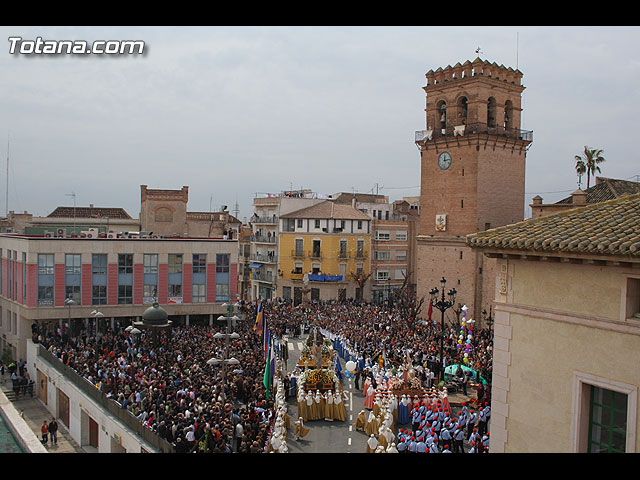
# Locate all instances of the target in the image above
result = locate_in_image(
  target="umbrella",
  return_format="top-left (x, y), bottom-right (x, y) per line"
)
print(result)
top-left (444, 364), bottom-right (487, 385)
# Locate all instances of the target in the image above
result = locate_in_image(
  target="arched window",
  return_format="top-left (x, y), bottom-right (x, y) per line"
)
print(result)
top-left (458, 96), bottom-right (468, 125)
top-left (155, 207), bottom-right (173, 223)
top-left (487, 97), bottom-right (497, 127)
top-left (504, 100), bottom-right (513, 130)
top-left (437, 101), bottom-right (447, 131)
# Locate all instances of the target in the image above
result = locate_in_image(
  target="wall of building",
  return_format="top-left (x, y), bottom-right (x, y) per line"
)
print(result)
top-left (491, 257), bottom-right (640, 453)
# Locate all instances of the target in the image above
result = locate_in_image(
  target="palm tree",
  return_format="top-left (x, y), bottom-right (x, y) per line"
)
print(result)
top-left (574, 146), bottom-right (606, 190)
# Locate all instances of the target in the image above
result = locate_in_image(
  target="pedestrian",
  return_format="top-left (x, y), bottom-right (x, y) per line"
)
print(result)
top-left (48, 418), bottom-right (58, 445)
top-left (41, 421), bottom-right (49, 445)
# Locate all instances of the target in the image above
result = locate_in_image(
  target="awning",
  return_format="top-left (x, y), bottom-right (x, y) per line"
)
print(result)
top-left (249, 263), bottom-right (262, 269)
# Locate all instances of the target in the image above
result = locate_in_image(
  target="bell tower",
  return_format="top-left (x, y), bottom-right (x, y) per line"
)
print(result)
top-left (415, 57), bottom-right (533, 323)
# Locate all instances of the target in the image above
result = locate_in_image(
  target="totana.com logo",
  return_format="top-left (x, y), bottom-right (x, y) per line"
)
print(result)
top-left (8, 36), bottom-right (145, 55)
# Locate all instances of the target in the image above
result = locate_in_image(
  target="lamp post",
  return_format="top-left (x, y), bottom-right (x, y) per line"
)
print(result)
top-left (482, 307), bottom-right (494, 339)
top-left (429, 277), bottom-right (457, 383)
top-left (91, 310), bottom-right (104, 336)
top-left (208, 301), bottom-right (242, 398)
top-left (65, 297), bottom-right (76, 339)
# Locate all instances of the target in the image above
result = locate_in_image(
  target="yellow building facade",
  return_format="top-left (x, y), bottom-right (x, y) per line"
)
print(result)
top-left (278, 201), bottom-right (372, 303)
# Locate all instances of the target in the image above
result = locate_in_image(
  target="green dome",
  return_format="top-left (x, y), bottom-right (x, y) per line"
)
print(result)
top-left (142, 302), bottom-right (169, 326)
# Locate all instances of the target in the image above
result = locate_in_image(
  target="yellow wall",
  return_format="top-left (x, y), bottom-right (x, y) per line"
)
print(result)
top-left (279, 233), bottom-right (370, 280)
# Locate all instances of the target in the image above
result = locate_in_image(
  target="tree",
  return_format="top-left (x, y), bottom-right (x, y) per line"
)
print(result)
top-left (574, 146), bottom-right (606, 190)
top-left (350, 271), bottom-right (372, 302)
top-left (390, 270), bottom-right (425, 322)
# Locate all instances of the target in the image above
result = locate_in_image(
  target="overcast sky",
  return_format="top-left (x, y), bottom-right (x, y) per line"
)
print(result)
top-left (0, 26), bottom-right (638, 222)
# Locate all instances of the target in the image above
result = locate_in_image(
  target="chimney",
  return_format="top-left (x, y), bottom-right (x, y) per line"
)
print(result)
top-left (571, 189), bottom-right (587, 206)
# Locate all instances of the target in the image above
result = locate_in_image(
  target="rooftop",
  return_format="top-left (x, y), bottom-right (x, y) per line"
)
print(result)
top-left (555, 177), bottom-right (640, 205)
top-left (280, 200), bottom-right (371, 221)
top-left (467, 192), bottom-right (640, 259)
top-left (47, 206), bottom-right (132, 219)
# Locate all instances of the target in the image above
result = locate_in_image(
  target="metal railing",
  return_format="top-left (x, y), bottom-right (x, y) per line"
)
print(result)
top-left (251, 215), bottom-right (278, 224)
top-left (37, 344), bottom-right (175, 453)
top-left (250, 235), bottom-right (277, 244)
top-left (415, 122), bottom-right (533, 143)
top-left (250, 253), bottom-right (277, 263)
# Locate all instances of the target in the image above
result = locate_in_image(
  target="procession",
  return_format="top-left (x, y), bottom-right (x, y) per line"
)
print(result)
top-left (261, 298), bottom-right (492, 454)
top-left (30, 296), bottom-right (492, 454)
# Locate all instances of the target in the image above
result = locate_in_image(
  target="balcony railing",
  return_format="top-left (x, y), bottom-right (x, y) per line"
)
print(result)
top-left (308, 250), bottom-right (322, 259)
top-left (250, 253), bottom-right (277, 263)
top-left (252, 215), bottom-right (278, 224)
top-left (415, 122), bottom-right (533, 143)
top-left (291, 249), bottom-right (305, 258)
top-left (251, 235), bottom-right (277, 244)
top-left (252, 272), bottom-right (275, 283)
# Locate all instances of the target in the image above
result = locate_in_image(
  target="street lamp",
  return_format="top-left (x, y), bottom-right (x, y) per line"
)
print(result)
top-left (91, 310), bottom-right (104, 336)
top-left (208, 301), bottom-right (242, 398)
top-left (65, 297), bottom-right (76, 339)
top-left (429, 277), bottom-right (457, 383)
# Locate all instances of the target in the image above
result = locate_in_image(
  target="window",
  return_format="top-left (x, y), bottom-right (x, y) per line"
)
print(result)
top-left (625, 277), bottom-right (640, 320)
top-left (375, 250), bottom-right (391, 261)
top-left (65, 254), bottom-right (81, 274)
top-left (396, 231), bottom-right (408, 241)
top-left (396, 250), bottom-right (407, 261)
top-left (92, 254), bottom-right (107, 305)
top-left (118, 285), bottom-right (133, 304)
top-left (118, 254), bottom-right (133, 274)
top-left (117, 254), bottom-right (133, 304)
top-left (216, 283), bottom-right (229, 301)
top-left (38, 253), bottom-right (54, 275)
top-left (192, 254), bottom-right (206, 274)
top-left (168, 254), bottom-right (183, 274)
top-left (295, 239), bottom-right (304, 256)
top-left (375, 231), bottom-right (390, 241)
top-left (192, 284), bottom-right (206, 303)
top-left (297, 219), bottom-right (303, 228)
top-left (588, 386), bottom-right (628, 453)
top-left (216, 254), bottom-right (230, 302)
top-left (339, 240), bottom-right (347, 257)
top-left (376, 270), bottom-right (389, 281)
top-left (143, 254), bottom-right (158, 273)
top-left (143, 284), bottom-right (158, 302)
top-left (357, 220), bottom-right (363, 230)
top-left (143, 254), bottom-right (158, 304)
top-left (22, 252), bottom-right (26, 300)
top-left (395, 268), bottom-right (406, 280)
top-left (168, 254), bottom-right (183, 300)
top-left (65, 254), bottom-right (81, 304)
top-left (314, 219), bottom-right (320, 229)
top-left (37, 254), bottom-right (54, 306)
top-left (216, 254), bottom-right (229, 273)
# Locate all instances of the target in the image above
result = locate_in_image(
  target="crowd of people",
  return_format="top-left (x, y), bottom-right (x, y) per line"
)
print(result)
top-left (29, 296), bottom-right (493, 453)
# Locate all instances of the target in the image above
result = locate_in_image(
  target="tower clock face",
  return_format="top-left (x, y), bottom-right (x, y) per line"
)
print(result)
top-left (438, 151), bottom-right (452, 170)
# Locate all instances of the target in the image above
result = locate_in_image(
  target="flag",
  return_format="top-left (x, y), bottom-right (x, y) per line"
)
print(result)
top-left (428, 299), bottom-right (433, 322)
top-left (253, 300), bottom-right (263, 335)
top-left (263, 335), bottom-right (272, 399)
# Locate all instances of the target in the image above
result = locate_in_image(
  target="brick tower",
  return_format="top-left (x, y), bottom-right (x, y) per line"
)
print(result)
top-left (415, 57), bottom-right (533, 324)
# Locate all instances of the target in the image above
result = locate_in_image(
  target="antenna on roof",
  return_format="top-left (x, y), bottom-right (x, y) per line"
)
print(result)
top-left (475, 46), bottom-right (483, 57)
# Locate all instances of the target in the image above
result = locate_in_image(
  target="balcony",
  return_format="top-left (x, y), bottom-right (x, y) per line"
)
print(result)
top-left (252, 215), bottom-right (278, 224)
top-left (355, 250), bottom-right (368, 259)
top-left (291, 249), bottom-right (305, 258)
top-left (415, 122), bottom-right (533, 144)
top-left (250, 253), bottom-right (277, 264)
top-left (251, 235), bottom-right (277, 244)
top-left (308, 250), bottom-right (322, 259)
top-left (252, 272), bottom-right (275, 283)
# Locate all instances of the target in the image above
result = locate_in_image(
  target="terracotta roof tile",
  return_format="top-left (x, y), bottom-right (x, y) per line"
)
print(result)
top-left (467, 193), bottom-right (640, 257)
top-left (280, 200), bottom-right (370, 220)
